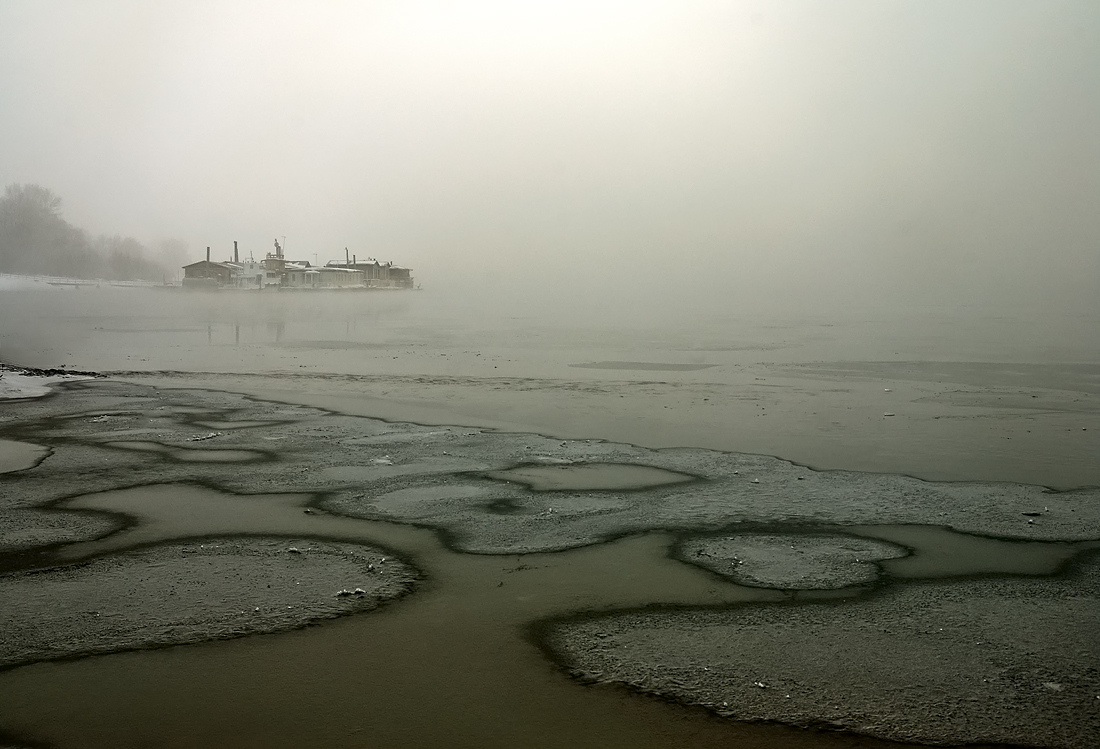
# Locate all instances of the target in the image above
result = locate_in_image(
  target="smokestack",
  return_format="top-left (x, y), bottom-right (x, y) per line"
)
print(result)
top-left (234, 241), bottom-right (239, 264)
top-left (206, 246), bottom-right (210, 263)
top-left (346, 247), bottom-right (350, 267)
top-left (353, 254), bottom-right (356, 265)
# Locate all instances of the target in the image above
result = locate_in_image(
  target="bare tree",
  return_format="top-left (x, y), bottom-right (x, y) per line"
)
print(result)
top-left (0, 183), bottom-right (181, 280)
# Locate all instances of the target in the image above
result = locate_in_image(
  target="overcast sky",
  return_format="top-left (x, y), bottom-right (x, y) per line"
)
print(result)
top-left (1, 0), bottom-right (1097, 312)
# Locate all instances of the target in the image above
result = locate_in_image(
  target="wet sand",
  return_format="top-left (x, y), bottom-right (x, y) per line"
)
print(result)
top-left (1, 288), bottom-right (1098, 748)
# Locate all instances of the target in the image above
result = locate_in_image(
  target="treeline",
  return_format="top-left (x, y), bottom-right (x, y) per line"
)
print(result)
top-left (0, 183), bottom-right (185, 281)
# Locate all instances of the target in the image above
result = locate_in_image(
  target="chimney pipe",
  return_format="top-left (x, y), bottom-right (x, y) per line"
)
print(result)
top-left (206, 246), bottom-right (210, 263)
top-left (353, 254), bottom-right (356, 265)
top-left (234, 241), bottom-right (239, 264)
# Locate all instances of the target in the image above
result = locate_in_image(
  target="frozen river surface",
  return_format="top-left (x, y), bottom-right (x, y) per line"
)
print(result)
top-left (0, 287), bottom-right (1098, 748)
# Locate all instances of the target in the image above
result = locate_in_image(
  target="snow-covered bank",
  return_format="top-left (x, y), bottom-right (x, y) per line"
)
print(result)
top-left (0, 365), bottom-right (97, 399)
top-left (0, 272), bottom-right (165, 290)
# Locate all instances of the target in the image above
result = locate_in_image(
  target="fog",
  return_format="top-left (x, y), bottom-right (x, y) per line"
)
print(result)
top-left (3, 8), bottom-right (1100, 744)
top-left (1, 0), bottom-right (1098, 316)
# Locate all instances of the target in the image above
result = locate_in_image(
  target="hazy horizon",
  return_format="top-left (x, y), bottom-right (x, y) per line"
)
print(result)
top-left (2, 0), bottom-right (1098, 315)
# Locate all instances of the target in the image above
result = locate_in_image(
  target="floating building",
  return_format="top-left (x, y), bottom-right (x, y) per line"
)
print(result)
top-left (324, 259), bottom-right (414, 289)
top-left (182, 241), bottom-right (414, 290)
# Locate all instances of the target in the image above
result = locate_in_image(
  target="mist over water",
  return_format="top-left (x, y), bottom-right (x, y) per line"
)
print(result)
top-left (2, 285), bottom-right (1097, 373)
top-left (1, 0), bottom-right (1098, 324)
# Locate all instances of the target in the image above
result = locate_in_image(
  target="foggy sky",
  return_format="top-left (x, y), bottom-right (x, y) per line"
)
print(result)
top-left (1, 0), bottom-right (1098, 313)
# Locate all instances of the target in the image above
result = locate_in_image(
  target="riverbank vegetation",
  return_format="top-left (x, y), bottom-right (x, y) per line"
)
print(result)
top-left (0, 183), bottom-right (184, 281)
